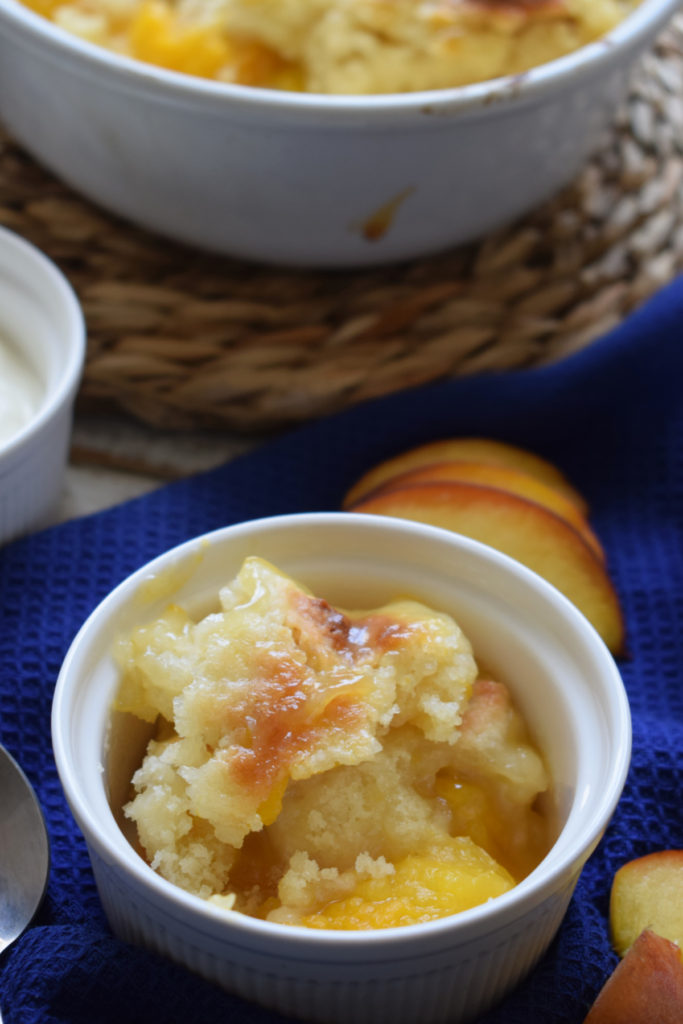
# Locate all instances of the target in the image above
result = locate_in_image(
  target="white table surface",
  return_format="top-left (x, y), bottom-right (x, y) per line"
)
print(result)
top-left (55, 411), bottom-right (266, 526)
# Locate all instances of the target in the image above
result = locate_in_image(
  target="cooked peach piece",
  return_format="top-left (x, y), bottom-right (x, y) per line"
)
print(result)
top-left (584, 928), bottom-right (683, 1023)
top-left (610, 850), bottom-right (683, 957)
top-left (362, 460), bottom-right (605, 562)
top-left (351, 481), bottom-right (624, 655)
top-left (342, 438), bottom-right (589, 513)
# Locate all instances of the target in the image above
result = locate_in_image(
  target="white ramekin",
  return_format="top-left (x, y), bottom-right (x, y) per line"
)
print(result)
top-left (0, 225), bottom-right (85, 545)
top-left (0, 0), bottom-right (678, 266)
top-left (52, 512), bottom-right (631, 1024)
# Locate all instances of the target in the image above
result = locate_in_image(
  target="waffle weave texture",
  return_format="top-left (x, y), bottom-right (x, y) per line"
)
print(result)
top-left (1, 275), bottom-right (682, 1024)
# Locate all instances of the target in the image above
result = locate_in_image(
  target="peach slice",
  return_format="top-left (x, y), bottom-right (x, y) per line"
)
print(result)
top-left (610, 851), bottom-right (683, 957)
top-left (350, 481), bottom-right (624, 654)
top-left (362, 460), bottom-right (605, 563)
top-left (584, 929), bottom-right (683, 1023)
top-left (342, 438), bottom-right (589, 513)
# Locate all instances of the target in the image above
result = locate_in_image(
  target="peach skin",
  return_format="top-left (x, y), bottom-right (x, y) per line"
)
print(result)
top-left (342, 438), bottom-right (589, 513)
top-left (351, 480), bottom-right (624, 655)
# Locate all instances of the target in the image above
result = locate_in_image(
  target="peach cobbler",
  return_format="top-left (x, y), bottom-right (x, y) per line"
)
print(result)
top-left (115, 556), bottom-right (551, 929)
top-left (22, 0), bottom-right (640, 94)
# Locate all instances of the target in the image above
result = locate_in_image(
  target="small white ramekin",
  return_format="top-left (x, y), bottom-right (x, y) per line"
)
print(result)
top-left (0, 225), bottom-right (85, 544)
top-left (52, 512), bottom-right (631, 1024)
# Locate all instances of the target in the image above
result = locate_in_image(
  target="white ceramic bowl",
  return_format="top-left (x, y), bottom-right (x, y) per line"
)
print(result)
top-left (0, 1), bottom-right (679, 267)
top-left (53, 512), bottom-right (631, 1024)
top-left (0, 226), bottom-right (85, 544)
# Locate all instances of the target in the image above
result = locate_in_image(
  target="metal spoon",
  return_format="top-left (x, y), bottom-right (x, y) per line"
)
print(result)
top-left (0, 744), bottom-right (50, 1020)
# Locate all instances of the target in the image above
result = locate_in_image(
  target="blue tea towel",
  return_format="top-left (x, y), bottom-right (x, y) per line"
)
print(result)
top-left (1, 274), bottom-right (682, 1024)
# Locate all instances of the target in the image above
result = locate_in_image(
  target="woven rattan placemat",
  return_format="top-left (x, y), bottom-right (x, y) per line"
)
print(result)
top-left (2, 16), bottom-right (683, 433)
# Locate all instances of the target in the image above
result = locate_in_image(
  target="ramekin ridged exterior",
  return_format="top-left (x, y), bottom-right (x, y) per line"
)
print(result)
top-left (0, 225), bottom-right (85, 544)
top-left (52, 513), bottom-right (631, 1023)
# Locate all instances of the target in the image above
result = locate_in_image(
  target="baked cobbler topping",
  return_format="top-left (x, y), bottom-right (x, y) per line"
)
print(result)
top-left (22, 0), bottom-right (639, 93)
top-left (114, 556), bottom-right (551, 928)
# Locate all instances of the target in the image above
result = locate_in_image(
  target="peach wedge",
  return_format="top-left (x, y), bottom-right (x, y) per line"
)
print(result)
top-left (584, 929), bottom-right (683, 1024)
top-left (361, 460), bottom-right (605, 563)
top-left (351, 481), bottom-right (624, 655)
top-left (610, 850), bottom-right (683, 957)
top-left (342, 438), bottom-right (589, 513)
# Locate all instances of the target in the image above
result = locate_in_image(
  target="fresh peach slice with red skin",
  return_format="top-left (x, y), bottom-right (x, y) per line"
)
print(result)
top-left (360, 459), bottom-right (605, 563)
top-left (350, 480), bottom-right (625, 655)
top-left (342, 438), bottom-right (589, 514)
top-left (583, 929), bottom-right (683, 1024)
top-left (610, 850), bottom-right (683, 957)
